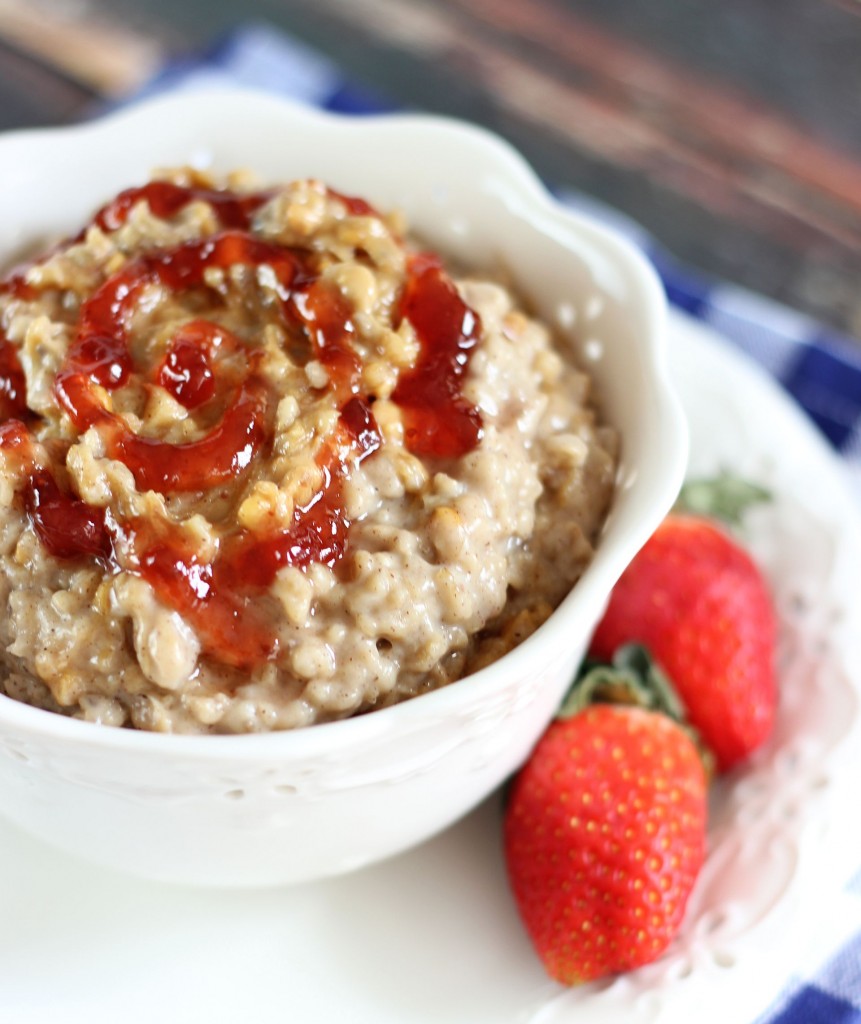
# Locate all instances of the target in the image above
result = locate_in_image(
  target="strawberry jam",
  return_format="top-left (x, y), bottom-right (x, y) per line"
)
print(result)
top-left (25, 469), bottom-right (112, 562)
top-left (0, 335), bottom-right (29, 421)
top-left (92, 180), bottom-right (274, 234)
top-left (156, 320), bottom-right (219, 410)
top-left (0, 180), bottom-right (484, 671)
top-left (394, 253), bottom-right (482, 458)
top-left (0, 423), bottom-right (111, 561)
top-left (121, 402), bottom-right (380, 670)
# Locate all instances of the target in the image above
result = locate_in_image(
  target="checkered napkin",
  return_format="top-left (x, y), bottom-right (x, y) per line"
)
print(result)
top-left (123, 23), bottom-right (861, 1023)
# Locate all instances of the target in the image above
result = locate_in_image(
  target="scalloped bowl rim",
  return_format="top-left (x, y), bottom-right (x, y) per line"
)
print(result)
top-left (0, 87), bottom-right (687, 759)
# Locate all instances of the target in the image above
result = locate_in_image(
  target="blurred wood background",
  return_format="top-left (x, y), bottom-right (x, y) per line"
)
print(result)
top-left (0, 0), bottom-right (859, 341)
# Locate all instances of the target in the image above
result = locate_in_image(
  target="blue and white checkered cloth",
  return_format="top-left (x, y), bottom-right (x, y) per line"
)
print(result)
top-left (759, 922), bottom-right (861, 1024)
top-left (123, 23), bottom-right (861, 1022)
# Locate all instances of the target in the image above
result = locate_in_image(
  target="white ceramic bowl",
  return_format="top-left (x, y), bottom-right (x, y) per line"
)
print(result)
top-left (0, 88), bottom-right (687, 886)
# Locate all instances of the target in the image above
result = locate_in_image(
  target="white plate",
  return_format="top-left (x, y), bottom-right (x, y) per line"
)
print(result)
top-left (2, 310), bottom-right (860, 1024)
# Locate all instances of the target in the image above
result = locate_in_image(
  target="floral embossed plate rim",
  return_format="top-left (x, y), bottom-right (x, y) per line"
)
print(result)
top-left (0, 309), bottom-right (859, 1024)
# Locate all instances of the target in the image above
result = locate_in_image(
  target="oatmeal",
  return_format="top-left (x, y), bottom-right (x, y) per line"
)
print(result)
top-left (0, 171), bottom-right (617, 732)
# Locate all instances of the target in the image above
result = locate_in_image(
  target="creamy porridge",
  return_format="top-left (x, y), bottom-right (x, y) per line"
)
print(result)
top-left (0, 171), bottom-right (617, 732)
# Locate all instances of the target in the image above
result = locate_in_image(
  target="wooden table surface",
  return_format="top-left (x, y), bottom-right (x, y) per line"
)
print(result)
top-left (1, 0), bottom-right (859, 342)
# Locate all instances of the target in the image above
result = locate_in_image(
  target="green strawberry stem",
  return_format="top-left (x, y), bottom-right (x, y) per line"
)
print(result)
top-left (675, 472), bottom-right (770, 527)
top-left (560, 644), bottom-right (716, 778)
top-left (560, 644), bottom-right (683, 720)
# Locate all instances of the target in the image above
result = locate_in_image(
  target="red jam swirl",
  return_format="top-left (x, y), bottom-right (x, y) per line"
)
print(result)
top-left (95, 182), bottom-right (375, 235)
top-left (326, 187), bottom-right (379, 219)
top-left (127, 402), bottom-right (380, 669)
top-left (25, 469), bottom-right (112, 562)
top-left (156, 320), bottom-right (219, 410)
top-left (0, 335), bottom-right (29, 421)
top-left (53, 231), bottom-right (304, 493)
top-left (0, 182), bottom-right (484, 672)
top-left (92, 180), bottom-right (275, 234)
top-left (394, 253), bottom-right (482, 458)
top-left (0, 422), bottom-right (111, 561)
top-left (0, 274), bottom-right (37, 302)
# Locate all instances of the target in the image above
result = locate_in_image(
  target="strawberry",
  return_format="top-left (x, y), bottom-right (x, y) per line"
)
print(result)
top-left (590, 477), bottom-right (776, 772)
top-left (504, 697), bottom-right (707, 985)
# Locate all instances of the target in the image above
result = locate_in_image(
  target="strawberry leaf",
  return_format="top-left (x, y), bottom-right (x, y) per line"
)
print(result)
top-left (675, 472), bottom-right (770, 527)
top-left (560, 645), bottom-right (716, 779)
top-left (560, 643), bottom-right (686, 722)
